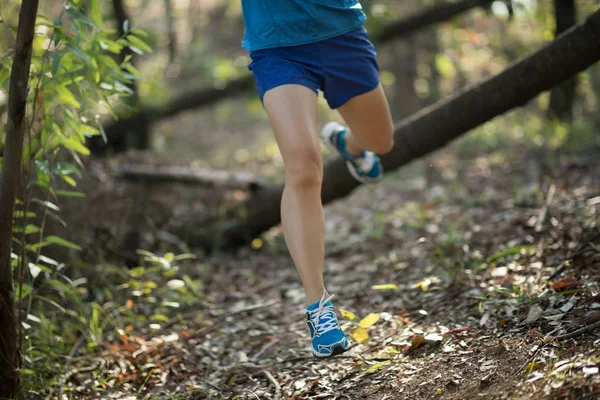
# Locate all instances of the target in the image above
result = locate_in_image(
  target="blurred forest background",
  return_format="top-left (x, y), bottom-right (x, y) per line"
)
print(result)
top-left (0, 0), bottom-right (599, 399)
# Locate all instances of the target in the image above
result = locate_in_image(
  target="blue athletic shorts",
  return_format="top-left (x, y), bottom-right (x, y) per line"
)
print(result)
top-left (248, 27), bottom-right (380, 109)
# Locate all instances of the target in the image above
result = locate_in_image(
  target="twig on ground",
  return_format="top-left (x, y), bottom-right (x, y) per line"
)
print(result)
top-left (252, 338), bottom-right (280, 362)
top-left (186, 300), bottom-right (279, 339)
top-left (556, 321), bottom-right (600, 340)
top-left (535, 183), bottom-right (556, 232)
top-left (263, 370), bottom-right (281, 400)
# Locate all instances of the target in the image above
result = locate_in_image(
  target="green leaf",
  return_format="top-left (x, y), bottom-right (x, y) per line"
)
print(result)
top-left (126, 35), bottom-right (153, 53)
top-left (151, 314), bottom-right (169, 322)
top-left (66, 44), bottom-right (92, 64)
top-left (0, 66), bottom-right (9, 86)
top-left (97, 54), bottom-right (121, 72)
top-left (81, 124), bottom-right (100, 136)
top-left (54, 190), bottom-right (85, 198)
top-left (56, 85), bottom-right (81, 108)
top-left (89, 0), bottom-right (103, 28)
top-left (62, 136), bottom-right (90, 155)
top-left (99, 39), bottom-right (123, 54)
top-left (14, 211), bottom-right (36, 218)
top-left (25, 225), bottom-right (40, 234)
top-left (51, 51), bottom-right (61, 75)
top-left (97, 118), bottom-right (107, 144)
top-left (16, 284), bottom-right (31, 300)
top-left (487, 245), bottom-right (535, 263)
top-left (364, 361), bottom-right (391, 374)
top-left (61, 175), bottom-right (77, 187)
top-left (46, 235), bottom-right (82, 251)
top-left (130, 27), bottom-right (148, 38)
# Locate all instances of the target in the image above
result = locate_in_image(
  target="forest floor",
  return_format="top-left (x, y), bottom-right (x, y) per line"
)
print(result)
top-left (55, 144), bottom-right (600, 400)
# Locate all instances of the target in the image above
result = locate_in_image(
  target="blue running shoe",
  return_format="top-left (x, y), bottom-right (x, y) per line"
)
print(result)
top-left (306, 294), bottom-right (351, 358)
top-left (321, 122), bottom-right (384, 184)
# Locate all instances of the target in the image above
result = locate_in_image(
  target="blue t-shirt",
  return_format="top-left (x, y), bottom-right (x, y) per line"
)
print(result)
top-left (241, 0), bottom-right (367, 51)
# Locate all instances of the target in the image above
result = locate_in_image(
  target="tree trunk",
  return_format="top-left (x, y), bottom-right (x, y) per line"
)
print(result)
top-left (94, 0), bottom-right (498, 155)
top-left (164, 0), bottom-right (177, 63)
top-left (548, 0), bottom-right (577, 122)
top-left (176, 10), bottom-right (600, 250)
top-left (110, 0), bottom-right (148, 150)
top-left (0, 0), bottom-right (40, 397)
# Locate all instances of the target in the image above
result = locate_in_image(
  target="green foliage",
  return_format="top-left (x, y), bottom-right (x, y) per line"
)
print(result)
top-left (0, 0), bottom-right (159, 395)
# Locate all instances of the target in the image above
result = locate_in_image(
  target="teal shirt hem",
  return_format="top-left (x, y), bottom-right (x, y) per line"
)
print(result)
top-left (242, 16), bottom-right (367, 52)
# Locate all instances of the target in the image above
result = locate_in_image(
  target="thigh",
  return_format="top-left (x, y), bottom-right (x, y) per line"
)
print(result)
top-left (263, 84), bottom-right (321, 169)
top-left (336, 84), bottom-right (394, 145)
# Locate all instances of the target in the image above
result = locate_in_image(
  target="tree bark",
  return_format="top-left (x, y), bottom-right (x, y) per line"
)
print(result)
top-left (176, 10), bottom-right (600, 250)
top-left (0, 0), bottom-right (40, 397)
top-left (118, 164), bottom-right (263, 191)
top-left (110, 0), bottom-right (148, 150)
top-left (94, 0), bottom-right (497, 155)
top-left (377, 0), bottom-right (495, 43)
top-left (548, 0), bottom-right (577, 122)
top-left (164, 0), bottom-right (177, 63)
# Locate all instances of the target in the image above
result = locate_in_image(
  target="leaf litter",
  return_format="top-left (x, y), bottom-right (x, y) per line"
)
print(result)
top-left (54, 150), bottom-right (600, 399)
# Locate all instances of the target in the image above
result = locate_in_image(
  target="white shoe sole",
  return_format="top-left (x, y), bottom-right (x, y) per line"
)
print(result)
top-left (312, 342), bottom-right (352, 358)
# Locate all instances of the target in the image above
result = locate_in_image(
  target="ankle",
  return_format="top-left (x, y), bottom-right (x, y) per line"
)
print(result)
top-left (343, 131), bottom-right (365, 157)
top-left (306, 289), bottom-right (328, 306)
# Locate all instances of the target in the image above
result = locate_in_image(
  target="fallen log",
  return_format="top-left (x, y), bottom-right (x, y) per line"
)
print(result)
top-left (176, 9), bottom-right (600, 250)
top-left (118, 164), bottom-right (263, 192)
top-left (378, 0), bottom-right (495, 43)
top-left (95, 0), bottom-right (498, 154)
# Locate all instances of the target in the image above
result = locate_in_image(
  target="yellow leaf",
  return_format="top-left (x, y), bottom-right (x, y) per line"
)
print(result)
top-left (351, 326), bottom-right (369, 344)
top-left (359, 313), bottom-right (380, 328)
top-left (340, 309), bottom-right (356, 321)
top-left (372, 284), bottom-right (399, 291)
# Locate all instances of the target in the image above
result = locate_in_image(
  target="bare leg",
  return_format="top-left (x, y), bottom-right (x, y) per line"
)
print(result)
top-left (263, 85), bottom-right (325, 305)
top-left (337, 84), bottom-right (395, 156)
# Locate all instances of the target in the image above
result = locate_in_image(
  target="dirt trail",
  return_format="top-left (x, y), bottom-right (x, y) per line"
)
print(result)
top-left (63, 148), bottom-right (600, 399)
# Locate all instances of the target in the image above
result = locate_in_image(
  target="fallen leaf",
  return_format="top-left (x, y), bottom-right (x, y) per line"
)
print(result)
top-left (524, 360), bottom-right (542, 372)
top-left (560, 302), bottom-right (574, 313)
top-left (583, 366), bottom-right (599, 376)
top-left (424, 333), bottom-right (444, 344)
top-left (352, 327), bottom-right (369, 344)
top-left (409, 335), bottom-right (426, 351)
top-left (340, 309), bottom-right (357, 321)
top-left (364, 361), bottom-right (391, 374)
top-left (524, 305), bottom-right (544, 324)
top-left (372, 284), bottom-right (399, 291)
top-left (359, 313), bottom-right (380, 328)
top-left (552, 278), bottom-right (577, 292)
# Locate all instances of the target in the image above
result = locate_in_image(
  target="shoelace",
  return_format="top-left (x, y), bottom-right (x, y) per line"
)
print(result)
top-left (308, 294), bottom-right (339, 336)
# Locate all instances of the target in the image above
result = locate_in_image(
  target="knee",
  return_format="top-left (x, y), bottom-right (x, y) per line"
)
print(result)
top-left (370, 125), bottom-right (395, 154)
top-left (284, 150), bottom-right (323, 189)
